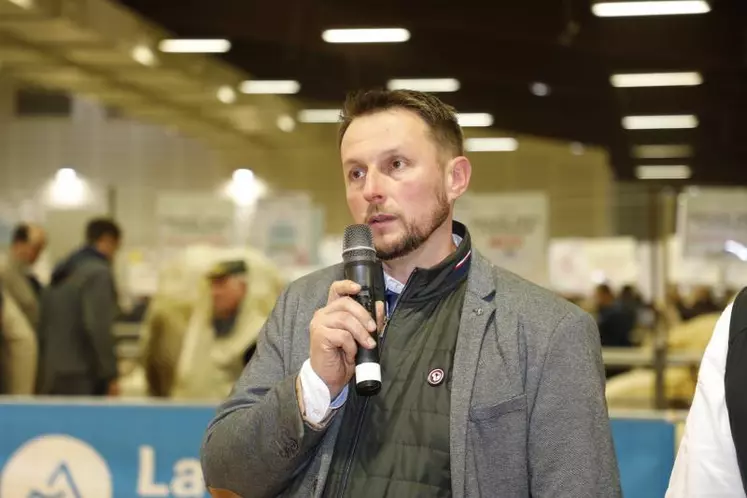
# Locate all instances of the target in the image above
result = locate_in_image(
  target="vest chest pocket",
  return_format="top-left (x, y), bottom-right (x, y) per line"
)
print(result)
top-left (468, 393), bottom-right (529, 496)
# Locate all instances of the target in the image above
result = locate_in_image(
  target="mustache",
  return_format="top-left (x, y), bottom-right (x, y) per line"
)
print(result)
top-left (365, 206), bottom-right (397, 219)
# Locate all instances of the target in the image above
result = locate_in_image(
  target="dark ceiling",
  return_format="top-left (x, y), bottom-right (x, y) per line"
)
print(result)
top-left (115, 0), bottom-right (747, 185)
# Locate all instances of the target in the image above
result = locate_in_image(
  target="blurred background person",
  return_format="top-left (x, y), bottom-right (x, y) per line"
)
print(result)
top-left (594, 283), bottom-right (637, 378)
top-left (595, 283), bottom-right (637, 349)
top-left (167, 251), bottom-right (285, 401)
top-left (36, 218), bottom-right (122, 396)
top-left (681, 285), bottom-right (722, 321)
top-left (0, 224), bottom-right (46, 395)
top-left (0, 278), bottom-right (38, 395)
top-left (0, 223), bottom-right (46, 328)
top-left (136, 274), bottom-right (195, 398)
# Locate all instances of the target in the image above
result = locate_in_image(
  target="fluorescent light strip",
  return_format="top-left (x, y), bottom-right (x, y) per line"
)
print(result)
top-left (592, 1), bottom-right (710, 17)
top-left (240, 80), bottom-right (301, 94)
top-left (611, 72), bottom-right (702, 87)
top-left (158, 39), bottom-right (231, 53)
top-left (635, 165), bottom-right (691, 180)
top-left (465, 138), bottom-right (518, 152)
top-left (457, 113), bottom-right (494, 127)
top-left (387, 78), bottom-right (460, 92)
top-left (298, 109), bottom-right (341, 123)
top-left (322, 28), bottom-right (410, 43)
top-left (622, 114), bottom-right (698, 130)
top-left (633, 144), bottom-right (693, 159)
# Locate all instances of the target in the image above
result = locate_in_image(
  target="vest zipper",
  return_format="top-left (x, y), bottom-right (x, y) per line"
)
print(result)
top-left (335, 269), bottom-right (418, 498)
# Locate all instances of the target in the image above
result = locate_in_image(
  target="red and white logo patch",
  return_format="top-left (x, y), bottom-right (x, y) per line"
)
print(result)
top-left (427, 368), bottom-right (445, 386)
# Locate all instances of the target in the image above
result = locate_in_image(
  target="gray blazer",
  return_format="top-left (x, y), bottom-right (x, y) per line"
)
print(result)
top-left (201, 252), bottom-right (621, 497)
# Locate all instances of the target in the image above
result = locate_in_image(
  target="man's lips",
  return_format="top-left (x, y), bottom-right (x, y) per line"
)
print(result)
top-left (367, 214), bottom-right (397, 224)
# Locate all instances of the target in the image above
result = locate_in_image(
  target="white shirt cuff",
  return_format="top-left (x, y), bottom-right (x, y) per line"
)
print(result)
top-left (298, 359), bottom-right (348, 425)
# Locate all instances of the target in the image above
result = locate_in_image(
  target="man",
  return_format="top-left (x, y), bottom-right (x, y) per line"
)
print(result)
top-left (168, 256), bottom-right (285, 400)
top-left (0, 223), bottom-right (45, 394)
top-left (595, 284), bottom-right (636, 348)
top-left (594, 284), bottom-right (636, 380)
top-left (36, 218), bottom-right (122, 396)
top-left (1, 223), bottom-right (46, 328)
top-left (200, 89), bottom-right (620, 497)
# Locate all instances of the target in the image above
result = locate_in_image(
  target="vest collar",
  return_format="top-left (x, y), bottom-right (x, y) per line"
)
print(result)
top-left (384, 221), bottom-right (472, 305)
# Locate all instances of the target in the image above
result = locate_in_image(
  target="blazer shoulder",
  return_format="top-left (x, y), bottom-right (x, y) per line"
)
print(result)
top-left (284, 263), bottom-right (344, 304)
top-left (491, 264), bottom-right (591, 328)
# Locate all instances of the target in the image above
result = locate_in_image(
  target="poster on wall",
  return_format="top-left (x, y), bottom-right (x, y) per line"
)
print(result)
top-left (678, 187), bottom-right (747, 260)
top-left (155, 192), bottom-right (235, 251)
top-left (549, 237), bottom-right (640, 297)
top-left (250, 192), bottom-right (323, 268)
top-left (455, 192), bottom-right (549, 286)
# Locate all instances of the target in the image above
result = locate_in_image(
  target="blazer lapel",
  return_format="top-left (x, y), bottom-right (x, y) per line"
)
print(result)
top-left (450, 252), bottom-right (498, 498)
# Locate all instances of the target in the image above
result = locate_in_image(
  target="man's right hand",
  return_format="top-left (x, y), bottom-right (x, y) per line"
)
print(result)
top-left (308, 280), bottom-right (384, 399)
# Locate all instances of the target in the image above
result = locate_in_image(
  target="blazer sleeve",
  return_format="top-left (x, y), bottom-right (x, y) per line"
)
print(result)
top-left (200, 285), bottom-right (329, 498)
top-left (528, 310), bottom-right (622, 497)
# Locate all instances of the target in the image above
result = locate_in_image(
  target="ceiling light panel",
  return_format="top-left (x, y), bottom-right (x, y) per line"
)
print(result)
top-left (622, 115), bottom-right (698, 129)
top-left (158, 39), bottom-right (231, 53)
top-left (322, 28), bottom-right (410, 43)
top-left (593, 1), bottom-right (710, 17)
top-left (387, 78), bottom-right (460, 92)
top-left (611, 72), bottom-right (702, 87)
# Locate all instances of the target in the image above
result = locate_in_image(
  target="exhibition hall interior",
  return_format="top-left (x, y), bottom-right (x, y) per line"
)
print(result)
top-left (0, 0), bottom-right (745, 496)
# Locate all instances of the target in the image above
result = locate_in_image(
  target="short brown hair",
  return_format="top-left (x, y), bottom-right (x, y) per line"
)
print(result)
top-left (338, 89), bottom-right (464, 157)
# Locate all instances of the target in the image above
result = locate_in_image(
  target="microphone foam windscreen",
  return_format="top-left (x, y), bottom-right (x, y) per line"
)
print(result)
top-left (343, 224), bottom-right (375, 263)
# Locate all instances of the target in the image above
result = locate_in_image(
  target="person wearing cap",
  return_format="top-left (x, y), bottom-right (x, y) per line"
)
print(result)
top-left (170, 256), bottom-right (286, 401)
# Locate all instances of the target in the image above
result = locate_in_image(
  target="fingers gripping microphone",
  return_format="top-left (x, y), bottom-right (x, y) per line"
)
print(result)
top-left (343, 224), bottom-right (382, 397)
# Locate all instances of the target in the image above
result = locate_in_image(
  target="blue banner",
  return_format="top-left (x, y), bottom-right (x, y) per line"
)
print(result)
top-left (0, 400), bottom-right (675, 497)
top-left (611, 417), bottom-right (676, 498)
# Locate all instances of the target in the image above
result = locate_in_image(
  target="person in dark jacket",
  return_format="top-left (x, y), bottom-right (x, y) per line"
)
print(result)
top-left (595, 284), bottom-right (636, 349)
top-left (200, 89), bottom-right (620, 498)
top-left (36, 218), bottom-right (122, 396)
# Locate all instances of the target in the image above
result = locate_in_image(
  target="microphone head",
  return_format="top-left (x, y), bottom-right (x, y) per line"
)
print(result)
top-left (343, 224), bottom-right (376, 263)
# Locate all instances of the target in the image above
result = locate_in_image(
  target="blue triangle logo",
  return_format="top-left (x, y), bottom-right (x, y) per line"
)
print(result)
top-left (27, 462), bottom-right (83, 498)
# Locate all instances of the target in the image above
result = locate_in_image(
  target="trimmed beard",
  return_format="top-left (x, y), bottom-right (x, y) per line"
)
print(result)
top-left (375, 189), bottom-right (450, 261)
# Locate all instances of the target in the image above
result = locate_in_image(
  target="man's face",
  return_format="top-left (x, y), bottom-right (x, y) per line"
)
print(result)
top-left (15, 227), bottom-right (46, 265)
top-left (98, 235), bottom-right (121, 261)
top-left (594, 287), bottom-right (614, 308)
top-left (341, 108), bottom-right (454, 261)
top-left (210, 275), bottom-right (247, 318)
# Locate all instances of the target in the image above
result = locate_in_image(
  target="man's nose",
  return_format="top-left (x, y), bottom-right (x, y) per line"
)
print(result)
top-left (362, 169), bottom-right (385, 203)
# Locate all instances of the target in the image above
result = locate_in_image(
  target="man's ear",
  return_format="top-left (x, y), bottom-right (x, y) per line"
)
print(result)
top-left (445, 156), bottom-right (472, 202)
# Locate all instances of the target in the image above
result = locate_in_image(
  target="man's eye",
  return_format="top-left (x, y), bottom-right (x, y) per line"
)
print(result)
top-left (350, 169), bottom-right (365, 180)
top-left (392, 160), bottom-right (405, 169)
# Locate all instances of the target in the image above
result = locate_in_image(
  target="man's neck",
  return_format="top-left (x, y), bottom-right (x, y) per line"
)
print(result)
top-left (382, 220), bottom-right (456, 284)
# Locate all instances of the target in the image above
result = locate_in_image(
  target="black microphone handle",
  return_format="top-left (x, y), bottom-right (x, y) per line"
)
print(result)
top-left (344, 259), bottom-right (382, 396)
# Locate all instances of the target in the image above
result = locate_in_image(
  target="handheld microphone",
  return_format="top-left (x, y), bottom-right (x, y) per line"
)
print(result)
top-left (342, 224), bottom-right (382, 397)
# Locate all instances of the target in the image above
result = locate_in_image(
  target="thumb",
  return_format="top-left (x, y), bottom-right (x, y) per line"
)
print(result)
top-left (375, 301), bottom-right (386, 334)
